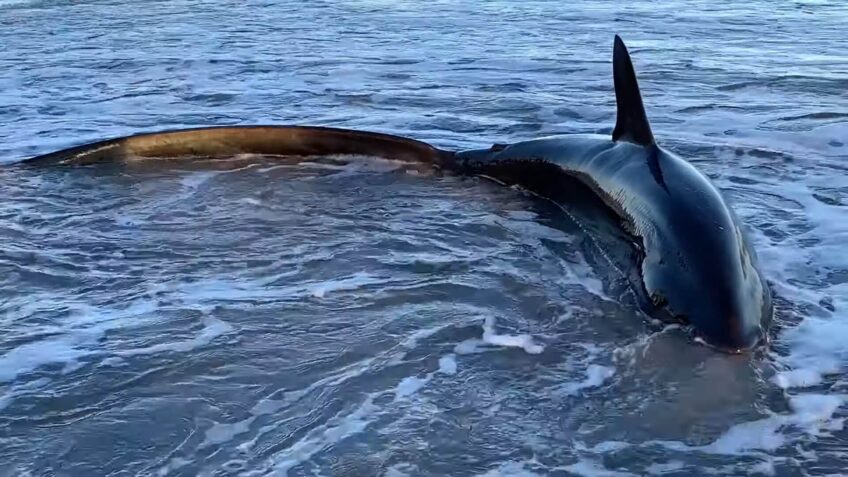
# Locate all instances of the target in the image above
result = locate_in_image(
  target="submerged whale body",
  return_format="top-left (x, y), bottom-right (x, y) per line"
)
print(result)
top-left (21, 36), bottom-right (772, 353)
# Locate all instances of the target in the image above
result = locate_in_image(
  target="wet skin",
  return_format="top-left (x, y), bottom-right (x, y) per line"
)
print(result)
top-left (453, 135), bottom-right (772, 352)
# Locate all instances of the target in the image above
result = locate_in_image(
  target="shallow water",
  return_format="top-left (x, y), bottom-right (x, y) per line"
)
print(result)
top-left (1, 1), bottom-right (847, 476)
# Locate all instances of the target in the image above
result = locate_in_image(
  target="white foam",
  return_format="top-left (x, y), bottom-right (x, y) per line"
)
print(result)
top-left (0, 288), bottom-right (233, 411)
top-left (298, 155), bottom-right (408, 176)
top-left (268, 395), bottom-right (378, 476)
top-left (201, 416), bottom-right (256, 448)
top-left (118, 316), bottom-right (233, 357)
top-left (652, 392), bottom-right (846, 455)
top-left (295, 160), bottom-right (351, 171)
top-left (773, 313), bottom-right (848, 390)
top-left (476, 460), bottom-right (544, 477)
top-left (704, 415), bottom-right (786, 454)
top-left (438, 355), bottom-right (457, 375)
top-left (237, 347), bottom-right (420, 455)
top-left (150, 270), bottom-right (381, 306)
top-left (0, 329), bottom-right (101, 383)
top-left (395, 376), bottom-right (428, 398)
top-left (555, 307), bottom-right (588, 325)
top-left (0, 302), bottom-right (233, 419)
top-left (454, 317), bottom-right (545, 355)
top-left (720, 160), bottom-right (848, 458)
top-left (250, 163), bottom-right (302, 174)
top-left (481, 317), bottom-right (544, 354)
top-left (98, 357), bottom-right (128, 368)
top-left (282, 356), bottom-right (382, 404)
top-left (394, 353), bottom-right (459, 401)
top-left (560, 365), bottom-right (615, 396)
top-left (583, 441), bottom-right (630, 453)
top-left (399, 323), bottom-right (450, 349)
top-left (789, 393), bottom-right (845, 429)
top-left (772, 368), bottom-right (823, 389)
top-left (726, 158), bottom-right (848, 442)
top-left (251, 397), bottom-right (287, 416)
top-left (0, 299), bottom-right (160, 384)
top-left (383, 463), bottom-right (417, 477)
top-left (309, 271), bottom-right (383, 298)
top-left (0, 377), bottom-right (51, 412)
top-left (154, 456), bottom-right (193, 477)
top-left (454, 338), bottom-right (485, 355)
top-left (137, 170), bottom-right (217, 214)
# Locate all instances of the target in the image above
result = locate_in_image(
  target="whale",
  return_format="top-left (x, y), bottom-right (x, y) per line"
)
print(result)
top-left (20, 36), bottom-right (772, 352)
top-left (452, 36), bottom-right (773, 352)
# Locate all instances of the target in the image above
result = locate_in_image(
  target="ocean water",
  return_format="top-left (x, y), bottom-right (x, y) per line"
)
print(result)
top-left (1, 1), bottom-right (847, 476)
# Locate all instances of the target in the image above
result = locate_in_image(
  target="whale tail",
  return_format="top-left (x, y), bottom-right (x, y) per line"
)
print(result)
top-left (612, 35), bottom-right (655, 146)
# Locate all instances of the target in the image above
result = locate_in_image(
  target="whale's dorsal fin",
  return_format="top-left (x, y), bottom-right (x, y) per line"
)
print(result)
top-left (612, 35), bottom-right (655, 146)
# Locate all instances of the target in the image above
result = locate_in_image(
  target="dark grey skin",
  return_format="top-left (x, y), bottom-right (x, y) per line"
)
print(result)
top-left (19, 36), bottom-right (772, 352)
top-left (455, 135), bottom-right (771, 352)
top-left (454, 37), bottom-right (772, 352)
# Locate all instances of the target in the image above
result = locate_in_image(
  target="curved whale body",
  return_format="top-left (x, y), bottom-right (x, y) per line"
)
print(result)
top-left (20, 36), bottom-right (772, 353)
top-left (454, 36), bottom-right (772, 352)
top-left (23, 125), bottom-right (453, 166)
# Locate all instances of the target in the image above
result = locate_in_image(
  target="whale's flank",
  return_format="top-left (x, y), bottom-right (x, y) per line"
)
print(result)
top-left (24, 125), bottom-right (453, 167)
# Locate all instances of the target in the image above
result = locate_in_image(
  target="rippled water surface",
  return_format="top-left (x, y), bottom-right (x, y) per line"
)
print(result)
top-left (1, 1), bottom-right (847, 476)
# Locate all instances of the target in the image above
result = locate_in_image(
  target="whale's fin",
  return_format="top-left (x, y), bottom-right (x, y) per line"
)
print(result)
top-left (612, 35), bottom-right (655, 146)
